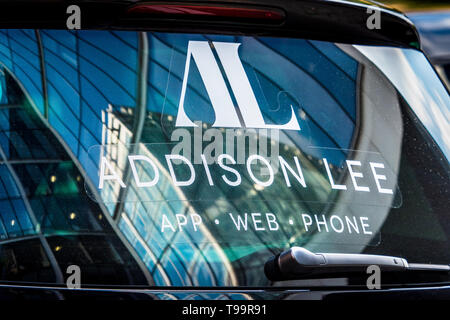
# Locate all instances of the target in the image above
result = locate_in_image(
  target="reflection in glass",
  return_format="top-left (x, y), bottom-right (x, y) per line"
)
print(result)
top-left (0, 30), bottom-right (447, 289)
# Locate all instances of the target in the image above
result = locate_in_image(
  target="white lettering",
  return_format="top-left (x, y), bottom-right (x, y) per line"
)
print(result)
top-left (98, 156), bottom-right (126, 189)
top-left (302, 214), bottom-right (313, 231)
top-left (161, 214), bottom-right (176, 233)
top-left (176, 41), bottom-right (300, 130)
top-left (360, 217), bottom-right (372, 235)
top-left (370, 162), bottom-right (393, 194)
top-left (346, 160), bottom-right (370, 192)
top-left (228, 213), bottom-right (248, 231)
top-left (218, 154), bottom-right (241, 186)
top-left (128, 155), bottom-right (159, 187)
top-left (251, 213), bottom-right (265, 231)
top-left (246, 155), bottom-right (274, 187)
top-left (330, 215), bottom-right (345, 233)
top-left (279, 156), bottom-right (306, 188)
top-left (323, 158), bottom-right (347, 190)
top-left (345, 216), bottom-right (360, 234)
top-left (315, 214), bottom-right (329, 232)
top-left (165, 154), bottom-right (196, 187)
top-left (266, 213), bottom-right (279, 231)
top-left (190, 214), bottom-right (202, 232)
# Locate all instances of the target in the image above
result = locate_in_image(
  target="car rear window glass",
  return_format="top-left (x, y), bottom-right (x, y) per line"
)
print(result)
top-left (0, 30), bottom-right (448, 287)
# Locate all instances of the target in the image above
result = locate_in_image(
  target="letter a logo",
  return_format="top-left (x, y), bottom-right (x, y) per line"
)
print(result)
top-left (176, 41), bottom-right (300, 130)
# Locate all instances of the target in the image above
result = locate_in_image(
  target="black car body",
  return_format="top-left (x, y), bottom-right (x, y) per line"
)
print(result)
top-left (0, 0), bottom-right (448, 300)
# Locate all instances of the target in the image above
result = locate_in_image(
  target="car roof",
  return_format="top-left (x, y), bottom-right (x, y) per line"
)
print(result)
top-left (0, 0), bottom-right (420, 49)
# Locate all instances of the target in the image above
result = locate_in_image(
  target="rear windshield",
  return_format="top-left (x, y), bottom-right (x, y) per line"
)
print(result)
top-left (0, 30), bottom-right (448, 287)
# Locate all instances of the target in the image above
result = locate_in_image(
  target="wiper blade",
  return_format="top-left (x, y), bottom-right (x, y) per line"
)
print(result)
top-left (264, 247), bottom-right (450, 281)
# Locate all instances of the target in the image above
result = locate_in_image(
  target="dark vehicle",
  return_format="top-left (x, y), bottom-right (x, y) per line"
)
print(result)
top-left (409, 10), bottom-right (450, 90)
top-left (0, 0), bottom-right (448, 300)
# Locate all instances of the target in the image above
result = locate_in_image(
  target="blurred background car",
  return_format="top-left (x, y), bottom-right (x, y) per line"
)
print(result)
top-left (409, 10), bottom-right (450, 90)
top-left (380, 1), bottom-right (450, 89)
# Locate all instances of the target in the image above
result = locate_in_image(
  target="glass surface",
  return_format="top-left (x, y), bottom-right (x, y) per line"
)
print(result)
top-left (0, 30), bottom-right (448, 287)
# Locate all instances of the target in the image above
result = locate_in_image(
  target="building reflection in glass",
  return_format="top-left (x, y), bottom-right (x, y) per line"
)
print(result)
top-left (0, 29), bottom-right (419, 289)
top-left (0, 70), bottom-right (148, 285)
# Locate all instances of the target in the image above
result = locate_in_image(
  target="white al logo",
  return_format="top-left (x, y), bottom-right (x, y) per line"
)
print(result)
top-left (176, 41), bottom-right (300, 130)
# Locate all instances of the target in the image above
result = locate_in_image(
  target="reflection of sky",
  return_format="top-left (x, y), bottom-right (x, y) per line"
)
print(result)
top-left (356, 45), bottom-right (450, 160)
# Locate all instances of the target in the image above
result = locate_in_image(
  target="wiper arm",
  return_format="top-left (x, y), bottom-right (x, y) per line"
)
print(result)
top-left (264, 247), bottom-right (450, 281)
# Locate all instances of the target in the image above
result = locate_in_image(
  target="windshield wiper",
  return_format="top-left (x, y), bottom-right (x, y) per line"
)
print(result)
top-left (264, 247), bottom-right (450, 281)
